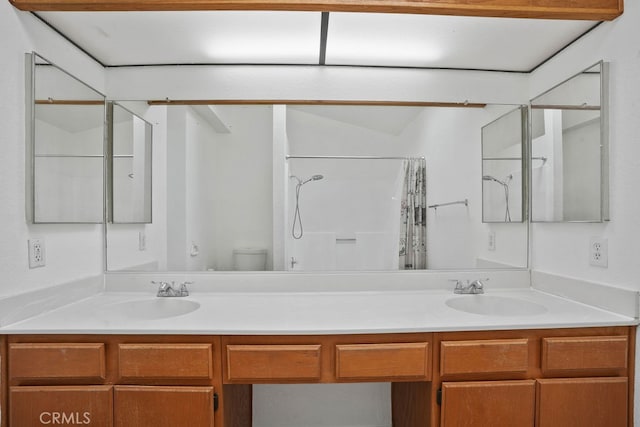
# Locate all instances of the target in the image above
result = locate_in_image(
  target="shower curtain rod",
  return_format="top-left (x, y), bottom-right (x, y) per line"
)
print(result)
top-left (286, 155), bottom-right (425, 160)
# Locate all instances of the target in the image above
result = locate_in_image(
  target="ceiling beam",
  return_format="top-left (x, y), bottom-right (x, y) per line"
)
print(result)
top-left (318, 12), bottom-right (329, 65)
top-left (9, 0), bottom-right (623, 20)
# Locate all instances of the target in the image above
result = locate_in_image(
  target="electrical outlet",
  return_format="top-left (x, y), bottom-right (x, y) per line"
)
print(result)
top-left (488, 231), bottom-right (496, 251)
top-left (28, 238), bottom-right (46, 268)
top-left (589, 237), bottom-right (608, 268)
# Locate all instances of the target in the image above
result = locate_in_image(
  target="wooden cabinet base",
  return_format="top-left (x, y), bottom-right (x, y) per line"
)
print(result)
top-left (1, 327), bottom-right (634, 427)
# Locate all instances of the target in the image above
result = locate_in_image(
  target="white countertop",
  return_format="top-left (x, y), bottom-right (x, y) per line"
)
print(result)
top-left (1, 287), bottom-right (636, 335)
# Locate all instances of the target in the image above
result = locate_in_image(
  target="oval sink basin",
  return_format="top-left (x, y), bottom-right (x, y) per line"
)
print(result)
top-left (110, 299), bottom-right (200, 320)
top-left (445, 295), bottom-right (547, 316)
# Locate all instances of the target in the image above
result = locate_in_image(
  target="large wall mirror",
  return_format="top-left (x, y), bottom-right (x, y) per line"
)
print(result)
top-left (26, 52), bottom-right (106, 223)
top-left (530, 61), bottom-right (609, 222)
top-left (105, 102), bottom-right (529, 272)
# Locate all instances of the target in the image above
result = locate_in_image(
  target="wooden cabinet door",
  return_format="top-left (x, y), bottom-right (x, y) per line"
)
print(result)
top-left (10, 385), bottom-right (113, 427)
top-left (441, 380), bottom-right (535, 427)
top-left (114, 386), bottom-right (214, 427)
top-left (537, 377), bottom-right (627, 427)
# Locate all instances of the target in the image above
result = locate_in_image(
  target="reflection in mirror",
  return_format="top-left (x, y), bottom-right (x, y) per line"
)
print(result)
top-left (106, 103), bottom-right (528, 272)
top-left (108, 102), bottom-right (153, 224)
top-left (481, 106), bottom-right (526, 223)
top-left (286, 156), bottom-right (426, 271)
top-left (530, 62), bottom-right (609, 222)
top-left (26, 53), bottom-right (106, 223)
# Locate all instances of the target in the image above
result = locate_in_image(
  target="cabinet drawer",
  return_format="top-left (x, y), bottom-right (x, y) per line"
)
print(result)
top-left (9, 343), bottom-right (106, 383)
top-left (10, 385), bottom-right (113, 427)
top-left (226, 344), bottom-right (322, 382)
top-left (336, 342), bottom-right (430, 381)
top-left (440, 339), bottom-right (529, 377)
top-left (114, 386), bottom-right (214, 427)
top-left (541, 336), bottom-right (628, 375)
top-left (118, 343), bottom-right (213, 381)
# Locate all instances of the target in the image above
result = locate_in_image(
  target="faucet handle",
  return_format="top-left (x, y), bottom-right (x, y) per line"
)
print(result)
top-left (448, 279), bottom-right (465, 290)
top-left (470, 278), bottom-right (489, 292)
top-left (179, 281), bottom-right (192, 296)
top-left (151, 280), bottom-right (168, 289)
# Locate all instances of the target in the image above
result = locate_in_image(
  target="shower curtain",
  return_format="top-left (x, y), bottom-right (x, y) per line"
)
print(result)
top-left (399, 158), bottom-right (427, 269)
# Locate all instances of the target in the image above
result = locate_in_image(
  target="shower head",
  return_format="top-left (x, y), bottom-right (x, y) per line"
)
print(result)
top-left (301, 174), bottom-right (324, 185)
top-left (483, 175), bottom-right (506, 186)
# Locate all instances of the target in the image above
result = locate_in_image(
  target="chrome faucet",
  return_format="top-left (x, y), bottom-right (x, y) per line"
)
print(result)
top-left (151, 280), bottom-right (192, 297)
top-left (451, 278), bottom-right (488, 294)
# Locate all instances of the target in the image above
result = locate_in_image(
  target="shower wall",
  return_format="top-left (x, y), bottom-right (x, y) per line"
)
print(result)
top-left (285, 107), bottom-right (418, 271)
top-left (286, 158), bottom-right (404, 270)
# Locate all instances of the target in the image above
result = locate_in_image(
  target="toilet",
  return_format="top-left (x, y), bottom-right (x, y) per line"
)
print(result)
top-left (232, 248), bottom-right (267, 271)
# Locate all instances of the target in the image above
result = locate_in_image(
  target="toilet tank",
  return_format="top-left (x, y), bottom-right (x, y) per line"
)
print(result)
top-left (232, 248), bottom-right (267, 271)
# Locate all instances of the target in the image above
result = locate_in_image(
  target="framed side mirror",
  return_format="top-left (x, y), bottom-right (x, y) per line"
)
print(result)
top-left (26, 52), bottom-right (106, 223)
top-left (530, 61), bottom-right (609, 222)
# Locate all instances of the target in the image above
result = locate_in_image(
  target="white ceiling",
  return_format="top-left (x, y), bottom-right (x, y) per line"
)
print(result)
top-left (290, 105), bottom-right (423, 135)
top-left (35, 11), bottom-right (598, 71)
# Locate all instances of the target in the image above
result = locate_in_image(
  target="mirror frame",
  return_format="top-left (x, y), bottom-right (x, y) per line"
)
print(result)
top-left (529, 60), bottom-right (609, 223)
top-left (25, 52), bottom-right (107, 224)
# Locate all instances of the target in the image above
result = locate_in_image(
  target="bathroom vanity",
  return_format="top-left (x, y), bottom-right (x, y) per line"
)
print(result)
top-left (1, 327), bottom-right (634, 427)
top-left (0, 279), bottom-right (636, 427)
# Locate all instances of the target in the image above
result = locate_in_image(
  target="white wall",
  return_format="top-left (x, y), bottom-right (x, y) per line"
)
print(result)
top-left (527, 7), bottom-right (640, 424)
top-left (165, 105), bottom-right (220, 270)
top-left (106, 103), bottom-right (167, 271)
top-left (399, 105), bottom-right (528, 269)
top-left (186, 107), bottom-right (218, 271)
top-left (107, 65), bottom-right (528, 105)
top-left (107, 104), bottom-right (274, 272)
top-left (272, 105), bottom-right (289, 270)
top-left (209, 105), bottom-right (273, 271)
top-left (529, 4), bottom-right (640, 289)
top-left (0, 5), bottom-right (106, 296)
